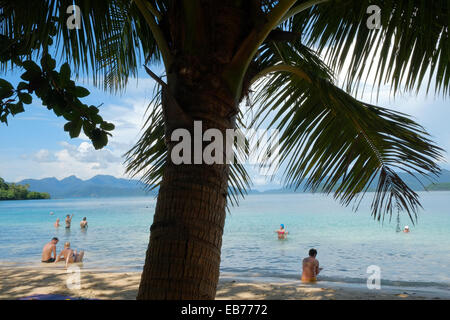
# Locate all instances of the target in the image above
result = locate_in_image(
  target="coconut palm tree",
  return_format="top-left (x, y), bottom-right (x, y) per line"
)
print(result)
top-left (0, 0), bottom-right (448, 299)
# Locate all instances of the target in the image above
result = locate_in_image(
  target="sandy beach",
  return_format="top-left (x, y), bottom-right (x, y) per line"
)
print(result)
top-left (0, 265), bottom-right (444, 300)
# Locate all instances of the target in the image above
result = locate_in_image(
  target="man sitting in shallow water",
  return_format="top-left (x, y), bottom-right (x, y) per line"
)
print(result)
top-left (301, 248), bottom-right (322, 283)
top-left (41, 237), bottom-right (59, 263)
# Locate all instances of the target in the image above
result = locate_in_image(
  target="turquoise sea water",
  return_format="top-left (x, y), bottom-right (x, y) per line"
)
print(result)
top-left (0, 192), bottom-right (449, 294)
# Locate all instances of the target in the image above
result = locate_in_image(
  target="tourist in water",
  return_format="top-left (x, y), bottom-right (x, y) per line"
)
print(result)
top-left (41, 237), bottom-right (59, 263)
top-left (54, 218), bottom-right (60, 228)
top-left (301, 248), bottom-right (322, 283)
top-left (55, 242), bottom-right (84, 268)
top-left (65, 214), bottom-right (74, 229)
top-left (80, 217), bottom-right (88, 229)
top-left (275, 224), bottom-right (288, 239)
top-left (403, 226), bottom-right (410, 233)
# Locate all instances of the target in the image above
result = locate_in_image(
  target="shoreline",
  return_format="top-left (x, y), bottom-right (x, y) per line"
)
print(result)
top-left (0, 266), bottom-right (447, 300)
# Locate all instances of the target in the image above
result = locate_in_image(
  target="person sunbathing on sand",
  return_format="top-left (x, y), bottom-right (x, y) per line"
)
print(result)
top-left (55, 242), bottom-right (84, 268)
top-left (301, 248), bottom-right (322, 283)
top-left (275, 224), bottom-right (288, 239)
top-left (41, 237), bottom-right (59, 263)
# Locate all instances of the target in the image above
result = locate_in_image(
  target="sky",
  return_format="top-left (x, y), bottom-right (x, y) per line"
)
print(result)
top-left (0, 59), bottom-right (449, 190)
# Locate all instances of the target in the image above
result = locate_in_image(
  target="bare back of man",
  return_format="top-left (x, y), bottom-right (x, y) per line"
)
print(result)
top-left (41, 238), bottom-right (58, 262)
top-left (301, 249), bottom-right (322, 283)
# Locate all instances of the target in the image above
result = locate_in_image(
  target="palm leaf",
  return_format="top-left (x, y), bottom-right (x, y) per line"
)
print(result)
top-left (0, 0), bottom-right (162, 92)
top-left (250, 41), bottom-right (444, 222)
top-left (124, 75), bottom-right (251, 206)
top-left (284, 0), bottom-right (449, 97)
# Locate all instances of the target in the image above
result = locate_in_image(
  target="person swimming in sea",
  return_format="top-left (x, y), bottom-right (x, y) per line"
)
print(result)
top-left (55, 242), bottom-right (84, 268)
top-left (54, 218), bottom-right (60, 228)
top-left (403, 225), bottom-right (410, 233)
top-left (301, 248), bottom-right (323, 283)
top-left (275, 224), bottom-right (288, 240)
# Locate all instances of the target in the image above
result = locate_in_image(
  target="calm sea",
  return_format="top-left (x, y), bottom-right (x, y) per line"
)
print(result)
top-left (0, 192), bottom-right (449, 295)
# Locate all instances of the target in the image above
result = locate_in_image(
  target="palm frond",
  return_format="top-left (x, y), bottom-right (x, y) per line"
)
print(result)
top-left (124, 76), bottom-right (251, 206)
top-left (284, 0), bottom-right (450, 97)
top-left (0, 0), bottom-right (163, 92)
top-left (250, 41), bottom-right (444, 222)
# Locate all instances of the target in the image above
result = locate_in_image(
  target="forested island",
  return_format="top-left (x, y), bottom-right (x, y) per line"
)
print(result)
top-left (0, 178), bottom-right (50, 200)
top-left (426, 183), bottom-right (450, 191)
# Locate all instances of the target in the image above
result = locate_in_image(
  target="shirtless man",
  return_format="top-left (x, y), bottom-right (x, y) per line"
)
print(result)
top-left (80, 217), bottom-right (88, 229)
top-left (301, 249), bottom-right (322, 283)
top-left (41, 237), bottom-right (59, 263)
top-left (65, 214), bottom-right (74, 228)
top-left (55, 242), bottom-right (84, 268)
top-left (54, 218), bottom-right (60, 228)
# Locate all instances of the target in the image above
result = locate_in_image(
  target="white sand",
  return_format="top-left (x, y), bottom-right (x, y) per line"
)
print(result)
top-left (0, 265), bottom-right (444, 300)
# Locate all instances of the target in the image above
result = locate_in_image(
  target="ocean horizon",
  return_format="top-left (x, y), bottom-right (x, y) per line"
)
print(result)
top-left (1, 192), bottom-right (449, 296)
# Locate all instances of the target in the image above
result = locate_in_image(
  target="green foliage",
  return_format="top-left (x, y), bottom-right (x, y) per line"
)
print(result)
top-left (0, 178), bottom-right (50, 200)
top-left (0, 19), bottom-right (115, 150)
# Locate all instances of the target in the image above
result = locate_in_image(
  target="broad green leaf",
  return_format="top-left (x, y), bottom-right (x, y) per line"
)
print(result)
top-left (59, 63), bottom-right (71, 87)
top-left (75, 86), bottom-right (90, 98)
top-left (18, 93), bottom-right (32, 104)
top-left (8, 102), bottom-right (24, 115)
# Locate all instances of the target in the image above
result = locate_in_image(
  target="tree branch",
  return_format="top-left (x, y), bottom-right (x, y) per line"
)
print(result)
top-left (250, 63), bottom-right (312, 86)
top-left (133, 0), bottom-right (172, 70)
top-left (223, 0), bottom-right (297, 99)
top-left (280, 0), bottom-right (330, 24)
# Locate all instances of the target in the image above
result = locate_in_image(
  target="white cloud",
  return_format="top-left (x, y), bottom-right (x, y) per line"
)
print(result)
top-left (2, 83), bottom-right (159, 181)
top-left (32, 149), bottom-right (57, 163)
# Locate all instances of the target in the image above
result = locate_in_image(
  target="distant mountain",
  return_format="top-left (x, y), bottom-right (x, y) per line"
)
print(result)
top-left (15, 169), bottom-right (450, 199)
top-left (17, 175), bottom-right (156, 199)
top-left (257, 169), bottom-right (450, 194)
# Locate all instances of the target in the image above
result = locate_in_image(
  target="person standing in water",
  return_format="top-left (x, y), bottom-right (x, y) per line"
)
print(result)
top-left (301, 248), bottom-right (322, 283)
top-left (275, 224), bottom-right (288, 240)
top-left (54, 218), bottom-right (60, 228)
top-left (65, 214), bottom-right (74, 229)
top-left (403, 226), bottom-right (410, 233)
top-left (80, 217), bottom-right (88, 229)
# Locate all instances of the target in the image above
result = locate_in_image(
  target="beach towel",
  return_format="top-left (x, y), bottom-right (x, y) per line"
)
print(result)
top-left (19, 294), bottom-right (93, 300)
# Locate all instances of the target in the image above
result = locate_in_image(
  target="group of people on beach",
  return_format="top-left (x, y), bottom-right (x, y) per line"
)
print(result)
top-left (41, 238), bottom-right (84, 268)
top-left (41, 213), bottom-right (88, 268)
top-left (275, 224), bottom-right (323, 284)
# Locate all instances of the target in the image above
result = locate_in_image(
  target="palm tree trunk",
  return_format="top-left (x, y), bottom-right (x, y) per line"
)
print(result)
top-left (137, 74), bottom-right (237, 299)
top-left (137, 163), bottom-right (229, 299)
top-left (137, 0), bottom-right (252, 300)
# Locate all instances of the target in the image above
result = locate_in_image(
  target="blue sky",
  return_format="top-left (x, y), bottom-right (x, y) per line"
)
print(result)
top-left (0, 62), bottom-right (449, 190)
